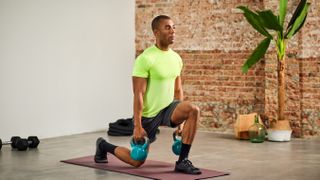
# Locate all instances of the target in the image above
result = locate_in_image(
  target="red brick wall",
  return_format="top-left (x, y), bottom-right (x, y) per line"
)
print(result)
top-left (135, 0), bottom-right (320, 137)
top-left (179, 50), bottom-right (265, 132)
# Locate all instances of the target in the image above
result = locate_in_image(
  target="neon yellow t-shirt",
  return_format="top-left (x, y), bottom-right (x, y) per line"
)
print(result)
top-left (132, 45), bottom-right (183, 118)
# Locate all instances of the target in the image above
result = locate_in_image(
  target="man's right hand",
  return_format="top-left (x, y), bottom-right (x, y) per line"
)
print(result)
top-left (133, 125), bottom-right (147, 143)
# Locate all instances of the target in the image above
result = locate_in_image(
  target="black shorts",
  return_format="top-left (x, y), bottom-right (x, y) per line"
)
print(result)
top-left (141, 100), bottom-right (181, 143)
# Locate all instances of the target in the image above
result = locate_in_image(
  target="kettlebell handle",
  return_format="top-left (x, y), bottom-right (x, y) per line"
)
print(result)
top-left (173, 131), bottom-right (181, 141)
top-left (142, 137), bottom-right (149, 149)
top-left (131, 136), bottom-right (149, 148)
top-left (173, 132), bottom-right (177, 141)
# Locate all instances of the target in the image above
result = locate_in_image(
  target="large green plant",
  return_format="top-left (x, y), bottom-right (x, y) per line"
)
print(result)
top-left (238, 0), bottom-right (310, 125)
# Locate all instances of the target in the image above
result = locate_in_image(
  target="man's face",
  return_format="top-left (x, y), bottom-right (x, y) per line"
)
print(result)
top-left (154, 19), bottom-right (175, 45)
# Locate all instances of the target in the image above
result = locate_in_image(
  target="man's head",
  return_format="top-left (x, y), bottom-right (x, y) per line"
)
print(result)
top-left (151, 15), bottom-right (175, 49)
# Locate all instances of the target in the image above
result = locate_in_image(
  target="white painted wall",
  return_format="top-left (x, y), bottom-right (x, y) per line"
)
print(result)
top-left (0, 0), bottom-right (135, 139)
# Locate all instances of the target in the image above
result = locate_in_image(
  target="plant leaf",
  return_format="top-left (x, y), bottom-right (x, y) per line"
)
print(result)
top-left (237, 6), bottom-right (272, 38)
top-left (287, 0), bottom-right (307, 31)
top-left (279, 0), bottom-right (287, 26)
top-left (242, 38), bottom-right (271, 73)
top-left (285, 3), bottom-right (310, 39)
top-left (291, 15), bottom-right (307, 37)
top-left (258, 10), bottom-right (283, 31)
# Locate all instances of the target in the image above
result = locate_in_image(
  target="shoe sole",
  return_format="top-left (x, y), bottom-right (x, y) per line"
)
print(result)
top-left (94, 157), bottom-right (108, 163)
top-left (174, 167), bottom-right (202, 175)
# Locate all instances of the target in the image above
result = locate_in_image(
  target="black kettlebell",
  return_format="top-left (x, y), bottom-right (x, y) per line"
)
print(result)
top-left (172, 132), bottom-right (182, 156)
top-left (130, 136), bottom-right (149, 161)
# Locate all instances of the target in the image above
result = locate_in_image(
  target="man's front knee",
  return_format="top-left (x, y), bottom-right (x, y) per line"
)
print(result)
top-left (190, 104), bottom-right (200, 117)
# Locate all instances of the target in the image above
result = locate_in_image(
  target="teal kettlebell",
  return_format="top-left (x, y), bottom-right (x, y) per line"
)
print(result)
top-left (130, 137), bottom-right (149, 161)
top-left (172, 132), bottom-right (182, 156)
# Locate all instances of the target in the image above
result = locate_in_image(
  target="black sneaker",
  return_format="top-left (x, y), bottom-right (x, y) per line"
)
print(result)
top-left (94, 137), bottom-right (108, 163)
top-left (175, 159), bottom-right (202, 175)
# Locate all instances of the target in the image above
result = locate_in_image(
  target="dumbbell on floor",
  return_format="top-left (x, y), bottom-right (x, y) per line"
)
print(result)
top-left (16, 136), bottom-right (40, 151)
top-left (0, 136), bottom-right (21, 150)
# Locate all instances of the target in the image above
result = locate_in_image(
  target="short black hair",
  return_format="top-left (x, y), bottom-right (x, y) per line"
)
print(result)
top-left (151, 15), bottom-right (171, 32)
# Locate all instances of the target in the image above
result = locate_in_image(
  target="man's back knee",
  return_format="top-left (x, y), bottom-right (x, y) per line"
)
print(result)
top-left (131, 160), bottom-right (145, 168)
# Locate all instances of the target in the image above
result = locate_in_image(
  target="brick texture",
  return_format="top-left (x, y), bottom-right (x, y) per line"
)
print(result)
top-left (135, 0), bottom-right (320, 137)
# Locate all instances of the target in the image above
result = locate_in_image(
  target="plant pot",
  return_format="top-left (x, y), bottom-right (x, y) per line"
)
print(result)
top-left (267, 119), bottom-right (292, 141)
top-left (267, 129), bottom-right (292, 142)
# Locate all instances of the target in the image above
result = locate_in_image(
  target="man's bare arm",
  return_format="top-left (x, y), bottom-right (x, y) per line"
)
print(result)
top-left (174, 76), bottom-right (184, 101)
top-left (174, 76), bottom-right (185, 133)
top-left (132, 77), bottom-right (148, 140)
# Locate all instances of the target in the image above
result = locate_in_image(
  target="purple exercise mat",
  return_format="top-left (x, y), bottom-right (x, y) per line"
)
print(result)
top-left (61, 154), bottom-right (229, 180)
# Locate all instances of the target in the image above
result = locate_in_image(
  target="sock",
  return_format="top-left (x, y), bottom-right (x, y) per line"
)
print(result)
top-left (100, 140), bottom-right (117, 155)
top-left (178, 143), bottom-right (191, 162)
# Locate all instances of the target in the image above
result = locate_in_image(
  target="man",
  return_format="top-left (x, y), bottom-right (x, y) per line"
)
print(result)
top-left (94, 15), bottom-right (201, 175)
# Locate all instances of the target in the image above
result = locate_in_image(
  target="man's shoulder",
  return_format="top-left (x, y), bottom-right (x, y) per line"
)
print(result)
top-left (141, 46), bottom-right (158, 55)
top-left (137, 46), bottom-right (155, 58)
top-left (135, 46), bottom-right (157, 68)
top-left (169, 49), bottom-right (181, 58)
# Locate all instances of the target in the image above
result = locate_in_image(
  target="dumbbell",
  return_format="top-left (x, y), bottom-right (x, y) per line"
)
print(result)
top-left (0, 136), bottom-right (21, 150)
top-left (130, 136), bottom-right (149, 161)
top-left (15, 136), bottom-right (40, 151)
top-left (172, 132), bottom-right (182, 156)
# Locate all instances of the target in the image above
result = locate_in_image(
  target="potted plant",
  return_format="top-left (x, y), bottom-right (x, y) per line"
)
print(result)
top-left (237, 0), bottom-right (310, 141)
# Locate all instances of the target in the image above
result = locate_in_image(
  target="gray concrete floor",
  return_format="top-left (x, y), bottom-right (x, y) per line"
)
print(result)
top-left (0, 127), bottom-right (319, 180)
